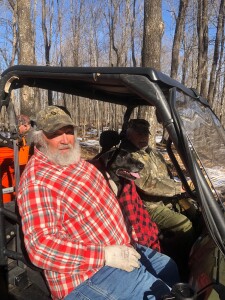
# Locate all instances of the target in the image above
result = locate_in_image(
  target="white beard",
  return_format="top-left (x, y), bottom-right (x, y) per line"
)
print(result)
top-left (39, 137), bottom-right (81, 166)
top-left (45, 141), bottom-right (81, 166)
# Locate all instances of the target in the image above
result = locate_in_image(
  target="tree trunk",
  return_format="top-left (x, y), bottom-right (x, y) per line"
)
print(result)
top-left (17, 0), bottom-right (36, 116)
top-left (141, 0), bottom-right (164, 147)
top-left (170, 0), bottom-right (189, 80)
top-left (42, 0), bottom-right (53, 104)
top-left (213, 17), bottom-right (225, 116)
top-left (220, 69), bottom-right (225, 126)
top-left (107, 0), bottom-right (131, 67)
top-left (196, 0), bottom-right (208, 98)
top-left (70, 0), bottom-right (83, 67)
top-left (208, 0), bottom-right (225, 105)
top-left (142, 0), bottom-right (163, 69)
top-left (8, 0), bottom-right (18, 66)
top-left (131, 0), bottom-right (137, 67)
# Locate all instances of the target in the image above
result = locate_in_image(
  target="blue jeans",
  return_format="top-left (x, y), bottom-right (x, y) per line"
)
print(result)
top-left (65, 244), bottom-right (179, 300)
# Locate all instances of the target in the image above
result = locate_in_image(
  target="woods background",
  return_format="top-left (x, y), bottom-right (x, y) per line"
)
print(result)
top-left (0, 0), bottom-right (225, 142)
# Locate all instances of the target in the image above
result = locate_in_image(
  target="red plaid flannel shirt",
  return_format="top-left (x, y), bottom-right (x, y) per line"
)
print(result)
top-left (17, 148), bottom-right (130, 300)
top-left (118, 179), bottom-right (160, 252)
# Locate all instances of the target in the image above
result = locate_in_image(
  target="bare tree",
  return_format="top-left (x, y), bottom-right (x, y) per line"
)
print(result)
top-left (41, 0), bottom-right (53, 67)
top-left (106, 0), bottom-right (132, 67)
top-left (70, 0), bottom-right (84, 66)
top-left (17, 0), bottom-right (36, 116)
top-left (2, 0), bottom-right (225, 129)
top-left (131, 0), bottom-right (137, 67)
top-left (213, 16), bottom-right (225, 117)
top-left (181, 34), bottom-right (192, 85)
top-left (56, 0), bottom-right (63, 66)
top-left (196, 0), bottom-right (208, 97)
top-left (42, 0), bottom-right (53, 104)
top-left (142, 0), bottom-right (163, 69)
top-left (17, 0), bottom-right (35, 65)
top-left (208, 0), bottom-right (225, 105)
top-left (220, 60), bottom-right (225, 125)
top-left (170, 0), bottom-right (189, 80)
top-left (7, 0), bottom-right (18, 66)
top-left (141, 0), bottom-right (164, 147)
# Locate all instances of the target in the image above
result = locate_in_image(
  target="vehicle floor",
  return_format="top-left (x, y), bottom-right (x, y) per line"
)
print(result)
top-left (8, 283), bottom-right (51, 300)
top-left (6, 264), bottom-right (51, 300)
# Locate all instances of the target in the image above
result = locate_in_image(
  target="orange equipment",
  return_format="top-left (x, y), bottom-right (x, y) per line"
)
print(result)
top-left (0, 138), bottom-right (29, 203)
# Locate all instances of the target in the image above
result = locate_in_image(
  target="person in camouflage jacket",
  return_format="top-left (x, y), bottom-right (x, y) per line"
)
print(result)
top-left (120, 119), bottom-right (195, 280)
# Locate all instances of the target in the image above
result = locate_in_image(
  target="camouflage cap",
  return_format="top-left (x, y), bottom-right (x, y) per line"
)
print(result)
top-left (127, 119), bottom-right (150, 134)
top-left (36, 106), bottom-right (75, 133)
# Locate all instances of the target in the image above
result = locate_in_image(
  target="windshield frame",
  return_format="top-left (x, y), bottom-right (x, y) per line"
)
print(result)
top-left (169, 87), bottom-right (225, 254)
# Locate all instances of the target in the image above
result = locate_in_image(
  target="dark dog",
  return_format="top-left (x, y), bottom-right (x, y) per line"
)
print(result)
top-left (90, 148), bottom-right (144, 194)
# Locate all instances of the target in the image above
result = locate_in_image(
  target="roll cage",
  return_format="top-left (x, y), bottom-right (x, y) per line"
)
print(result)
top-left (0, 65), bottom-right (224, 298)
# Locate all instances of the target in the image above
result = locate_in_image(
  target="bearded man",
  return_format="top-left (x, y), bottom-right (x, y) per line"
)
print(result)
top-left (17, 106), bottom-right (179, 300)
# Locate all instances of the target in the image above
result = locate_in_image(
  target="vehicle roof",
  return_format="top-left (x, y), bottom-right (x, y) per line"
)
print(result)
top-left (0, 65), bottom-right (206, 107)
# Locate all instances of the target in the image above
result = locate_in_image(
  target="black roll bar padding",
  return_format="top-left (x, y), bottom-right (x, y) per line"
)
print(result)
top-left (6, 100), bottom-right (18, 138)
top-left (6, 100), bottom-right (20, 194)
top-left (120, 105), bottom-right (137, 139)
top-left (119, 74), bottom-right (179, 144)
top-left (168, 87), bottom-right (200, 191)
top-left (166, 138), bottom-right (196, 199)
top-left (123, 105), bottom-right (137, 127)
top-left (0, 78), bottom-right (10, 109)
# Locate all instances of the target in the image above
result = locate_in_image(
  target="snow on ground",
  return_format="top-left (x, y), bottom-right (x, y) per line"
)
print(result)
top-left (78, 135), bottom-right (162, 148)
top-left (78, 137), bottom-right (100, 148)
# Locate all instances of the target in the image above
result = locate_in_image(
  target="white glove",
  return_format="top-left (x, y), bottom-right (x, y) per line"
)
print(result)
top-left (104, 245), bottom-right (141, 272)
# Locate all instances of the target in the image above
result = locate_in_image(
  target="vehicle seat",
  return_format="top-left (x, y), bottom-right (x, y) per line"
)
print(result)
top-left (93, 130), bottom-right (121, 160)
top-left (3, 200), bottom-right (51, 299)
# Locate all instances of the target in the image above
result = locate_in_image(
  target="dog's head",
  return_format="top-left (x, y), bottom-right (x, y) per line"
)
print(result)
top-left (98, 149), bottom-right (144, 182)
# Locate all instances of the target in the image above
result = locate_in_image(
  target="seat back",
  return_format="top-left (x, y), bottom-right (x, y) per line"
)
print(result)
top-left (94, 130), bottom-right (120, 160)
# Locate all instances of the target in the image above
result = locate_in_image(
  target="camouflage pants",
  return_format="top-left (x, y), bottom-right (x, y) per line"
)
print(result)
top-left (145, 202), bottom-right (193, 234)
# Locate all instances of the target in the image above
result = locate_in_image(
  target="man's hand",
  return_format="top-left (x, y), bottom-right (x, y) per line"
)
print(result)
top-left (104, 245), bottom-right (141, 272)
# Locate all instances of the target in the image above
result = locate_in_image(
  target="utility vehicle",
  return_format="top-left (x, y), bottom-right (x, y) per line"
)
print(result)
top-left (0, 65), bottom-right (224, 299)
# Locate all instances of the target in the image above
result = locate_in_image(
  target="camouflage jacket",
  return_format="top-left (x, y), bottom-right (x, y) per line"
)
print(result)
top-left (120, 139), bottom-right (182, 200)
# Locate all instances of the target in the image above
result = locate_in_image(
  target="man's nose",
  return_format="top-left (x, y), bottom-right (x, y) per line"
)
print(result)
top-left (61, 133), bottom-right (69, 143)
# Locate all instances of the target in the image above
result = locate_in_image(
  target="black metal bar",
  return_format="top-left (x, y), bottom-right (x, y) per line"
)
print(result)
top-left (0, 164), bottom-right (9, 298)
top-left (0, 207), bottom-right (19, 223)
top-left (4, 249), bottom-right (25, 263)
